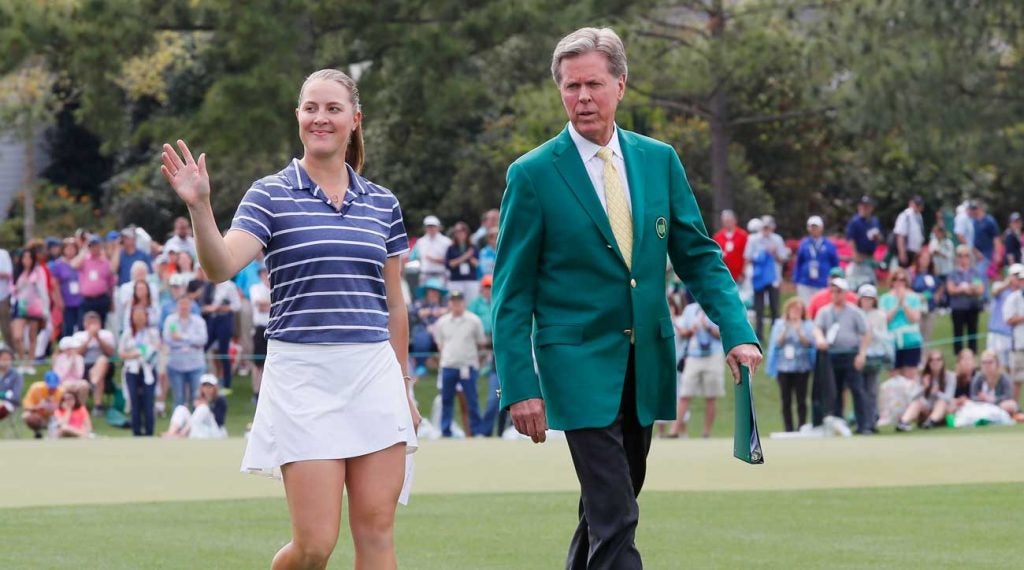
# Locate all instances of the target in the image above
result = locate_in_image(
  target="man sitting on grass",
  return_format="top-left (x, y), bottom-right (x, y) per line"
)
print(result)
top-left (22, 370), bottom-right (63, 438)
top-left (162, 373), bottom-right (227, 439)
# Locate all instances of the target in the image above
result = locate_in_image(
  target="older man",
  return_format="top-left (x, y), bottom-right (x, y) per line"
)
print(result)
top-left (712, 209), bottom-right (747, 284)
top-left (493, 27), bottom-right (760, 569)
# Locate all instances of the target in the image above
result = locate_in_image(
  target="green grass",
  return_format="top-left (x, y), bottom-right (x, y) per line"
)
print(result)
top-left (3, 484), bottom-right (1021, 569)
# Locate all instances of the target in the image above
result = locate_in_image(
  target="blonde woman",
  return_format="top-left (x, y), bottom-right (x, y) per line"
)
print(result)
top-left (768, 297), bottom-right (814, 431)
top-left (162, 69), bottom-right (419, 569)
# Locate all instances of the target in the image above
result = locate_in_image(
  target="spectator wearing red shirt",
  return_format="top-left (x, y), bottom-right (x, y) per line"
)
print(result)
top-left (713, 209), bottom-right (748, 283)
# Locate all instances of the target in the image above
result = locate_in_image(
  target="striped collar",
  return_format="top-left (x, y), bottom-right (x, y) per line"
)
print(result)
top-left (282, 158), bottom-right (369, 201)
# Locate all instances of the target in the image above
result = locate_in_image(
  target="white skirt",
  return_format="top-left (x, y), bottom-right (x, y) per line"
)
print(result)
top-left (241, 340), bottom-right (418, 504)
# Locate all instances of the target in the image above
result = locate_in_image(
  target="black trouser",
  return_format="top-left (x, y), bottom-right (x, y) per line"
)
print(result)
top-left (830, 353), bottom-right (871, 433)
top-left (951, 307), bottom-right (980, 355)
top-left (752, 285), bottom-right (780, 342)
top-left (80, 294), bottom-right (111, 326)
top-left (564, 348), bottom-right (652, 570)
top-left (811, 351), bottom-right (834, 426)
top-left (125, 370), bottom-right (155, 436)
top-left (777, 371), bottom-right (809, 432)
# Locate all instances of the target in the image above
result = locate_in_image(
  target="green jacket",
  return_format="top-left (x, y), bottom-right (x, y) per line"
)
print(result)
top-left (492, 126), bottom-right (758, 430)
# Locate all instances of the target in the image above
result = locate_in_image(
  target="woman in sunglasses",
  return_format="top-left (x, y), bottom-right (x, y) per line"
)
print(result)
top-left (880, 267), bottom-right (924, 381)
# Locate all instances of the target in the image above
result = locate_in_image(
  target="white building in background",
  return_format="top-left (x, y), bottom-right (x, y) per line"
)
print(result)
top-left (0, 130), bottom-right (48, 226)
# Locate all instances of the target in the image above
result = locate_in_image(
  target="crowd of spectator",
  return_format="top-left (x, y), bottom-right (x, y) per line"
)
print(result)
top-left (1, 193), bottom-right (1022, 441)
top-left (696, 196), bottom-right (1024, 435)
top-left (0, 218), bottom-right (240, 439)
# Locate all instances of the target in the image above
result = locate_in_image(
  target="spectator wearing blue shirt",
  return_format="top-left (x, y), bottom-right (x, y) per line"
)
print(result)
top-left (477, 226), bottom-right (498, 279)
top-left (158, 274), bottom-right (201, 329)
top-left (794, 215), bottom-right (840, 304)
top-left (970, 201), bottom-right (1000, 280)
top-left (845, 195), bottom-right (882, 288)
top-left (232, 256), bottom-right (263, 377)
top-left (111, 227), bottom-right (152, 286)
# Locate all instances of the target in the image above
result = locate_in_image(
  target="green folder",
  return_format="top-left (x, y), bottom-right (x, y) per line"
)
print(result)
top-left (733, 365), bottom-right (764, 464)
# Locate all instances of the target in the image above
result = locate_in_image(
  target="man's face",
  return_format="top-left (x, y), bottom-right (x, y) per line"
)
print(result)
top-left (85, 316), bottom-right (100, 332)
top-left (481, 285), bottom-right (492, 300)
top-left (425, 225), bottom-right (439, 237)
top-left (808, 224), bottom-right (823, 238)
top-left (721, 213), bottom-right (735, 230)
top-left (484, 210), bottom-right (499, 228)
top-left (858, 204), bottom-right (873, 217)
top-left (0, 352), bottom-right (11, 371)
top-left (175, 218), bottom-right (190, 237)
top-left (558, 51), bottom-right (625, 146)
top-left (830, 286), bottom-right (845, 304)
top-left (122, 235), bottom-right (136, 252)
top-left (450, 298), bottom-right (465, 314)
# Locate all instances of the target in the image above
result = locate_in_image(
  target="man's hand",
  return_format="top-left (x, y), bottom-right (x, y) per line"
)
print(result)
top-left (726, 343), bottom-right (762, 384)
top-left (510, 398), bottom-right (547, 443)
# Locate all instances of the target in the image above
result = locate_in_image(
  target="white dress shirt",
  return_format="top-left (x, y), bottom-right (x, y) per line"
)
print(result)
top-left (567, 122), bottom-right (632, 215)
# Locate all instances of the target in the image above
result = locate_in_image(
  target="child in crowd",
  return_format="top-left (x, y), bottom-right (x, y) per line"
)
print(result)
top-left (54, 390), bottom-right (92, 438)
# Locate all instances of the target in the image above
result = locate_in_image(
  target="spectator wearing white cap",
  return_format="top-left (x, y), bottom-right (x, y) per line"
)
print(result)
top-left (412, 215), bottom-right (452, 284)
top-left (52, 336), bottom-right (85, 385)
top-left (794, 215), bottom-right (840, 304)
top-left (813, 277), bottom-right (874, 434)
top-left (892, 195), bottom-right (925, 268)
top-left (163, 373), bottom-right (227, 439)
top-left (743, 214), bottom-right (790, 342)
top-left (1000, 263), bottom-right (1024, 403)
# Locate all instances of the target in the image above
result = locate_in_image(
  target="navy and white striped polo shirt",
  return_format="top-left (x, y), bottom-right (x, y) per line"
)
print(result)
top-left (230, 159), bottom-right (409, 344)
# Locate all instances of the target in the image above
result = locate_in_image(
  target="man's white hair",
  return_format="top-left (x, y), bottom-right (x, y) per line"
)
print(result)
top-left (551, 27), bottom-right (628, 85)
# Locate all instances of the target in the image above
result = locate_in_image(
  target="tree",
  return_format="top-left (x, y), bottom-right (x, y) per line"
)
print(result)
top-left (628, 1), bottom-right (834, 229)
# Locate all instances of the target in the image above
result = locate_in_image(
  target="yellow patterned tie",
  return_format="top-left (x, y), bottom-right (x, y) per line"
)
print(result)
top-left (597, 147), bottom-right (633, 270)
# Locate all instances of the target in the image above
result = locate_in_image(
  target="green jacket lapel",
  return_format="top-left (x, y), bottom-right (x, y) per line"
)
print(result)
top-left (620, 130), bottom-right (646, 251)
top-left (552, 128), bottom-right (625, 265)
